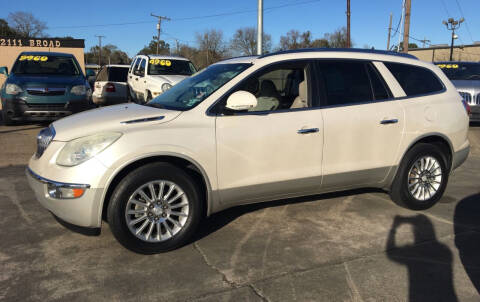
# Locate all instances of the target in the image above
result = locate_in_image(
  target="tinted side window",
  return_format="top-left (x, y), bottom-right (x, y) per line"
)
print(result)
top-left (384, 62), bottom-right (444, 96)
top-left (132, 58), bottom-right (141, 73)
top-left (367, 64), bottom-right (391, 100)
top-left (108, 67), bottom-right (129, 82)
top-left (317, 61), bottom-right (372, 106)
top-left (138, 59), bottom-right (146, 75)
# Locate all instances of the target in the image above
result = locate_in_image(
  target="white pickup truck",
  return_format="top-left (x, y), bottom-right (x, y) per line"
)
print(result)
top-left (127, 55), bottom-right (196, 103)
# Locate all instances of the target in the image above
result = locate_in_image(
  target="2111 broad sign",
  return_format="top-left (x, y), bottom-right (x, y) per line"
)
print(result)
top-left (0, 37), bottom-right (84, 48)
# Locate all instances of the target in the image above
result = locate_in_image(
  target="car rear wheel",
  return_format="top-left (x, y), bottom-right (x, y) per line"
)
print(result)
top-left (390, 143), bottom-right (449, 210)
top-left (107, 162), bottom-right (203, 254)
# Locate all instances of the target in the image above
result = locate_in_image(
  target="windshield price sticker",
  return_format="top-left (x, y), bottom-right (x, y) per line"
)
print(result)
top-left (149, 59), bottom-right (172, 66)
top-left (437, 64), bottom-right (459, 69)
top-left (19, 55), bottom-right (48, 62)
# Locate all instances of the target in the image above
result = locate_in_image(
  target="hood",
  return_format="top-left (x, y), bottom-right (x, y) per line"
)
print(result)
top-left (451, 80), bottom-right (480, 91)
top-left (52, 103), bottom-right (182, 141)
top-left (149, 74), bottom-right (188, 85)
top-left (9, 74), bottom-right (85, 88)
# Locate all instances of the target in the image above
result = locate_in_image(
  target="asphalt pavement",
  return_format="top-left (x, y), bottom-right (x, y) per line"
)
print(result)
top-left (0, 115), bottom-right (479, 301)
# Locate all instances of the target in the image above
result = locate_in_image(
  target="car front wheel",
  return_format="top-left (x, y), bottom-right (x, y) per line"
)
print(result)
top-left (390, 143), bottom-right (449, 210)
top-left (107, 162), bottom-right (203, 253)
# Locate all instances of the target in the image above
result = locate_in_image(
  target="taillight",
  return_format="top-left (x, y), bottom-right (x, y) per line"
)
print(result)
top-left (105, 83), bottom-right (115, 93)
top-left (461, 98), bottom-right (471, 115)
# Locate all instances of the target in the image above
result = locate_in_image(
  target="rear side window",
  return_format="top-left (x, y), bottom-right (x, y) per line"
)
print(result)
top-left (108, 67), bottom-right (129, 82)
top-left (96, 67), bottom-right (108, 81)
top-left (367, 64), bottom-right (391, 100)
top-left (317, 61), bottom-right (373, 106)
top-left (384, 62), bottom-right (444, 96)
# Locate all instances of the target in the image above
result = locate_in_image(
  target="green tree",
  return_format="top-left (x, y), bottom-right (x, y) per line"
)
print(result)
top-left (138, 38), bottom-right (170, 55)
top-left (0, 19), bottom-right (17, 36)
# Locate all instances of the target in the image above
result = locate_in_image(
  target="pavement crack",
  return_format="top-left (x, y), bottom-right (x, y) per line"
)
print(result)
top-left (343, 262), bottom-right (364, 302)
top-left (248, 284), bottom-right (270, 302)
top-left (193, 242), bottom-right (238, 289)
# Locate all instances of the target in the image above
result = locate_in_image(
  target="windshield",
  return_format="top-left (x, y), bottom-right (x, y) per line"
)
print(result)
top-left (148, 63), bottom-right (251, 111)
top-left (148, 59), bottom-right (197, 76)
top-left (436, 63), bottom-right (480, 81)
top-left (12, 55), bottom-right (81, 76)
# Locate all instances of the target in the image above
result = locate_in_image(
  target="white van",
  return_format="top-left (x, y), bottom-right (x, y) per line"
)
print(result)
top-left (127, 55), bottom-right (196, 103)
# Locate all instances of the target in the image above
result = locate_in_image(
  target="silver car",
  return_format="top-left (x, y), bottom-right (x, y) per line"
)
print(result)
top-left (436, 62), bottom-right (480, 122)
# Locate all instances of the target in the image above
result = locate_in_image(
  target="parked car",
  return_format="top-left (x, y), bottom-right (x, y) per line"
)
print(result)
top-left (127, 55), bottom-right (196, 103)
top-left (27, 49), bottom-right (470, 254)
top-left (435, 61), bottom-right (480, 122)
top-left (85, 63), bottom-right (101, 90)
top-left (0, 52), bottom-right (92, 125)
top-left (92, 64), bottom-right (130, 106)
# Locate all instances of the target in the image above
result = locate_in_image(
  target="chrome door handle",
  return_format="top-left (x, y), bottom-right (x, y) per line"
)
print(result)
top-left (380, 119), bottom-right (398, 125)
top-left (297, 128), bottom-right (319, 134)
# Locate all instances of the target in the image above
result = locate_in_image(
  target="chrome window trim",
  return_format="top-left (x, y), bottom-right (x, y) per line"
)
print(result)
top-left (27, 167), bottom-right (91, 189)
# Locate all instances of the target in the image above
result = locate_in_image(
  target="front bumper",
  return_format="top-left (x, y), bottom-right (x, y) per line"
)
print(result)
top-left (470, 105), bottom-right (480, 122)
top-left (2, 97), bottom-right (93, 121)
top-left (26, 167), bottom-right (104, 228)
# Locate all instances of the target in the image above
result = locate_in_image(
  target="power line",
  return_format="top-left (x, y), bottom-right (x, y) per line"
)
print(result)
top-left (49, 0), bottom-right (322, 29)
top-left (453, 0), bottom-right (475, 43)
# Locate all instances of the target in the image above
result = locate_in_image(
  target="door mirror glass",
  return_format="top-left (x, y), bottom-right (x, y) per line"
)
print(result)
top-left (0, 66), bottom-right (8, 76)
top-left (225, 90), bottom-right (257, 111)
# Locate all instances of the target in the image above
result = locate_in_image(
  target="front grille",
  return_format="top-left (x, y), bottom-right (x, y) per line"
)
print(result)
top-left (26, 103), bottom-right (67, 110)
top-left (27, 87), bottom-right (65, 96)
top-left (458, 91), bottom-right (472, 104)
top-left (36, 126), bottom-right (56, 158)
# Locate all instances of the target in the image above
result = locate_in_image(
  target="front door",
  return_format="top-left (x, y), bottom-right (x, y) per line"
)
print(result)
top-left (215, 61), bottom-right (324, 207)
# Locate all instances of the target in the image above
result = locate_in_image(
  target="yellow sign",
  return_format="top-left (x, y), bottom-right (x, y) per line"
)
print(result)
top-left (19, 55), bottom-right (49, 62)
top-left (436, 64), bottom-right (459, 69)
top-left (149, 59), bottom-right (172, 66)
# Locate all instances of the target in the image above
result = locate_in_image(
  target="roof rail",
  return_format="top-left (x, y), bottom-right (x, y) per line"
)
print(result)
top-left (258, 48), bottom-right (418, 60)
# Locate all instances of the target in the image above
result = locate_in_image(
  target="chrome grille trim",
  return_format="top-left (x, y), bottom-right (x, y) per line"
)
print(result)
top-left (458, 91), bottom-right (472, 104)
top-left (27, 87), bottom-right (66, 96)
top-left (35, 126), bottom-right (56, 158)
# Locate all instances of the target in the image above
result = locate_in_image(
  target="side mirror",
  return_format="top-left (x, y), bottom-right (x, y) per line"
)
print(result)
top-left (0, 66), bottom-right (8, 76)
top-left (225, 90), bottom-right (257, 111)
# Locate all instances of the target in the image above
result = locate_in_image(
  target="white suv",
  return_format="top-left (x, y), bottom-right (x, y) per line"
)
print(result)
top-left (27, 49), bottom-right (470, 254)
top-left (127, 54), bottom-right (196, 103)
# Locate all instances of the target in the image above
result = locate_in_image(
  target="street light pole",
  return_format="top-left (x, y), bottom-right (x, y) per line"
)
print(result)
top-left (346, 0), bottom-right (351, 48)
top-left (257, 0), bottom-right (263, 55)
top-left (442, 17), bottom-right (464, 61)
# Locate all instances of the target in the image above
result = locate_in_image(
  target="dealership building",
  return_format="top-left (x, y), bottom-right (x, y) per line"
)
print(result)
top-left (408, 43), bottom-right (480, 62)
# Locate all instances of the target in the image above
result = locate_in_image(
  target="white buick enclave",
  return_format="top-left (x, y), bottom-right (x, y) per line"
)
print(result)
top-left (27, 49), bottom-right (470, 253)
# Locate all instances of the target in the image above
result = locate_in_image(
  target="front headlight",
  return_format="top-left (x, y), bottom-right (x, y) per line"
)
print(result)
top-left (56, 132), bottom-right (122, 166)
top-left (70, 85), bottom-right (87, 96)
top-left (5, 83), bottom-right (23, 95)
top-left (161, 83), bottom-right (172, 92)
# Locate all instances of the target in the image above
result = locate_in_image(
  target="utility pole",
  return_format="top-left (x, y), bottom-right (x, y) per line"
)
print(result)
top-left (257, 0), bottom-right (263, 55)
top-left (95, 35), bottom-right (105, 66)
top-left (397, 0), bottom-right (405, 52)
top-left (151, 13), bottom-right (170, 55)
top-left (402, 0), bottom-right (411, 53)
top-left (387, 13), bottom-right (393, 50)
top-left (443, 17), bottom-right (464, 61)
top-left (346, 0), bottom-right (351, 48)
top-left (420, 37), bottom-right (430, 48)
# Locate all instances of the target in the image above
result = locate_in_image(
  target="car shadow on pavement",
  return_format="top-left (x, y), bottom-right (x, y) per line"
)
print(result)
top-left (0, 109), bottom-right (49, 130)
top-left (454, 193), bottom-right (480, 295)
top-left (190, 188), bottom-right (385, 244)
top-left (386, 214), bottom-right (458, 302)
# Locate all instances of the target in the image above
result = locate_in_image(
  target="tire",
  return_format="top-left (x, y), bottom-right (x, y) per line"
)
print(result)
top-left (390, 143), bottom-right (449, 210)
top-left (1, 108), bottom-right (14, 126)
top-left (146, 91), bottom-right (152, 103)
top-left (107, 162), bottom-right (204, 254)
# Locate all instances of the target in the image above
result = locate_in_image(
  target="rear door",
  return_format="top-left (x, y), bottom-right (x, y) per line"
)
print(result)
top-left (316, 60), bottom-right (405, 190)
top-left (92, 66), bottom-right (108, 99)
